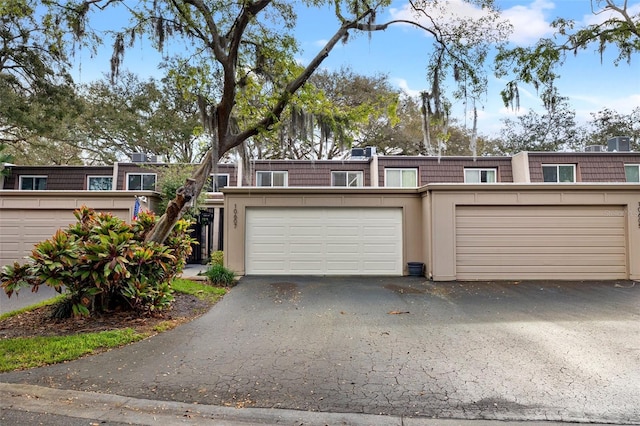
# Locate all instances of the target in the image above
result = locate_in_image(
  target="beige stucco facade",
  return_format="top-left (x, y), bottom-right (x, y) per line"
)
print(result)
top-left (1, 185), bottom-right (638, 281)
top-left (224, 184), bottom-right (640, 281)
top-left (426, 184), bottom-right (640, 281)
top-left (0, 191), bottom-right (160, 268)
top-left (222, 188), bottom-right (423, 276)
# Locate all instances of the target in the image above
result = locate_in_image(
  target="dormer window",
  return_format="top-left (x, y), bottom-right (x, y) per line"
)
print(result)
top-left (542, 164), bottom-right (575, 183)
top-left (464, 168), bottom-right (497, 183)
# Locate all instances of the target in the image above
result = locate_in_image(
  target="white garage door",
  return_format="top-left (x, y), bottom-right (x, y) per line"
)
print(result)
top-left (456, 205), bottom-right (627, 280)
top-left (246, 208), bottom-right (403, 275)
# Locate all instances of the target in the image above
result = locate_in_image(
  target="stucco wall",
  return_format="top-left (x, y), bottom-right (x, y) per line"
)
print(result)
top-left (426, 184), bottom-right (640, 281)
top-left (0, 191), bottom-right (161, 268)
top-left (222, 188), bottom-right (424, 276)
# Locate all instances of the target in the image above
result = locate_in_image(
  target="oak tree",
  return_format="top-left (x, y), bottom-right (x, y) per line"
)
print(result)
top-left (40, 0), bottom-right (509, 243)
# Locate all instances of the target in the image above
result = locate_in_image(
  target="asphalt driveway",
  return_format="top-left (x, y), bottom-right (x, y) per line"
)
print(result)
top-left (1, 276), bottom-right (639, 423)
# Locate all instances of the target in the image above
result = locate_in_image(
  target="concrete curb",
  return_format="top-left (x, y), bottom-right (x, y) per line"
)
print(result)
top-left (0, 382), bottom-right (618, 426)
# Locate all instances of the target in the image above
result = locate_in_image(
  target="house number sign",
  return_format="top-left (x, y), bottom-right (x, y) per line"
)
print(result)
top-left (234, 204), bottom-right (238, 229)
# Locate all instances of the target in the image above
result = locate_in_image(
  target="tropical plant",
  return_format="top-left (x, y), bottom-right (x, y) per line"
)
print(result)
top-left (0, 206), bottom-right (195, 317)
top-left (209, 250), bottom-right (224, 267)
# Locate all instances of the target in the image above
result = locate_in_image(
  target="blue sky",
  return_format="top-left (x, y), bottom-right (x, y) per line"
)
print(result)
top-left (74, 0), bottom-right (640, 138)
top-left (291, 0), bottom-right (640, 136)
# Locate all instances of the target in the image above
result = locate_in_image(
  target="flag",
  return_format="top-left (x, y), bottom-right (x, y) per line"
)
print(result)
top-left (133, 197), bottom-right (141, 220)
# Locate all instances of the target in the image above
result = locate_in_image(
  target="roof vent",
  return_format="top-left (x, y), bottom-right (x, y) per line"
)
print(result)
top-left (585, 145), bottom-right (605, 152)
top-left (350, 147), bottom-right (376, 159)
top-left (350, 148), bottom-right (365, 158)
top-left (131, 153), bottom-right (147, 162)
top-left (607, 136), bottom-right (631, 152)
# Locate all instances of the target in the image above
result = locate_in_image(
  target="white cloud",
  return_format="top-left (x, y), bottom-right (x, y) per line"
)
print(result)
top-left (394, 78), bottom-right (421, 97)
top-left (500, 0), bottom-right (555, 45)
top-left (571, 92), bottom-right (640, 115)
top-left (390, 0), bottom-right (497, 23)
top-left (389, 0), bottom-right (554, 45)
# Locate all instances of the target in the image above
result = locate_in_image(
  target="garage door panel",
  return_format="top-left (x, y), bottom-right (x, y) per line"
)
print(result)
top-left (290, 261), bottom-right (323, 273)
top-left (363, 244), bottom-right (400, 255)
top-left (458, 246), bottom-right (626, 255)
top-left (362, 260), bottom-right (396, 275)
top-left (457, 265), bottom-right (627, 274)
top-left (457, 253), bottom-right (626, 267)
top-left (457, 227), bottom-right (625, 236)
top-left (457, 235), bottom-right (624, 247)
top-left (326, 227), bottom-right (360, 237)
top-left (289, 243), bottom-right (324, 254)
top-left (456, 206), bottom-right (620, 217)
top-left (246, 208), bottom-right (403, 275)
top-left (325, 244), bottom-right (360, 254)
top-left (253, 242), bottom-right (285, 251)
top-left (455, 205), bottom-right (627, 280)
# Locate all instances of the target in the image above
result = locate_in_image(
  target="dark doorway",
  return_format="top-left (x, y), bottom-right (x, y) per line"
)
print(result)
top-left (187, 209), bottom-right (214, 264)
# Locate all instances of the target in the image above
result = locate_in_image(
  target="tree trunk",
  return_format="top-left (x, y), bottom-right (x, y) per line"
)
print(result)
top-left (145, 149), bottom-right (215, 244)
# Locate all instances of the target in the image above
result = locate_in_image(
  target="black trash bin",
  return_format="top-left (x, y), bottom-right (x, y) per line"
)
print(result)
top-left (407, 262), bottom-right (424, 277)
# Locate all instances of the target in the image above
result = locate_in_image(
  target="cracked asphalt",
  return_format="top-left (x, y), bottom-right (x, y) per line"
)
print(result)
top-left (1, 276), bottom-right (639, 423)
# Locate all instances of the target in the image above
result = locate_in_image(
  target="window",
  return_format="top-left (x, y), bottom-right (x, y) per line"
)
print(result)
top-left (87, 176), bottom-right (113, 191)
top-left (126, 173), bottom-right (156, 190)
top-left (385, 169), bottom-right (418, 187)
top-left (625, 165), bottom-right (640, 182)
top-left (331, 171), bottom-right (363, 187)
top-left (256, 171), bottom-right (287, 187)
top-left (207, 174), bottom-right (230, 192)
top-left (19, 176), bottom-right (47, 190)
top-left (464, 168), bottom-right (497, 183)
top-left (542, 164), bottom-right (575, 183)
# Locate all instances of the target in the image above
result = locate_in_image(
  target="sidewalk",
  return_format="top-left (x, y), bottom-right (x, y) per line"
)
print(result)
top-left (180, 263), bottom-right (209, 281)
top-left (0, 383), bottom-right (603, 426)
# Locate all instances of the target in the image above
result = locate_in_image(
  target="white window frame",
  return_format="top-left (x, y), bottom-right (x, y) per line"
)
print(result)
top-left (541, 164), bottom-right (576, 183)
top-left (126, 173), bottom-right (157, 190)
top-left (87, 176), bottom-right (113, 191)
top-left (208, 174), bottom-right (230, 192)
top-left (384, 168), bottom-right (418, 187)
top-left (624, 164), bottom-right (640, 182)
top-left (256, 171), bottom-right (288, 187)
top-left (464, 168), bottom-right (497, 183)
top-left (19, 175), bottom-right (47, 190)
top-left (331, 171), bottom-right (363, 187)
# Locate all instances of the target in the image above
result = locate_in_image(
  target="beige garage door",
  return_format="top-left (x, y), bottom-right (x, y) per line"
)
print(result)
top-left (246, 207), bottom-right (403, 275)
top-left (0, 208), bottom-right (129, 268)
top-left (456, 205), bottom-right (627, 280)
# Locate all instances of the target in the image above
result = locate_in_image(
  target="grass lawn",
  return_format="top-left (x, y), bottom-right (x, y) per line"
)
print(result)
top-left (0, 279), bottom-right (226, 372)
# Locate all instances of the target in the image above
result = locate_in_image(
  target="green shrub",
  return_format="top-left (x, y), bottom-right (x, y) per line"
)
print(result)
top-left (203, 264), bottom-right (236, 287)
top-left (209, 250), bottom-right (224, 267)
top-left (0, 206), bottom-right (196, 317)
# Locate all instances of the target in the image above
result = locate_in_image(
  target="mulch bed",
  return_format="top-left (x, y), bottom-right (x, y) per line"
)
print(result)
top-left (0, 293), bottom-right (211, 339)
